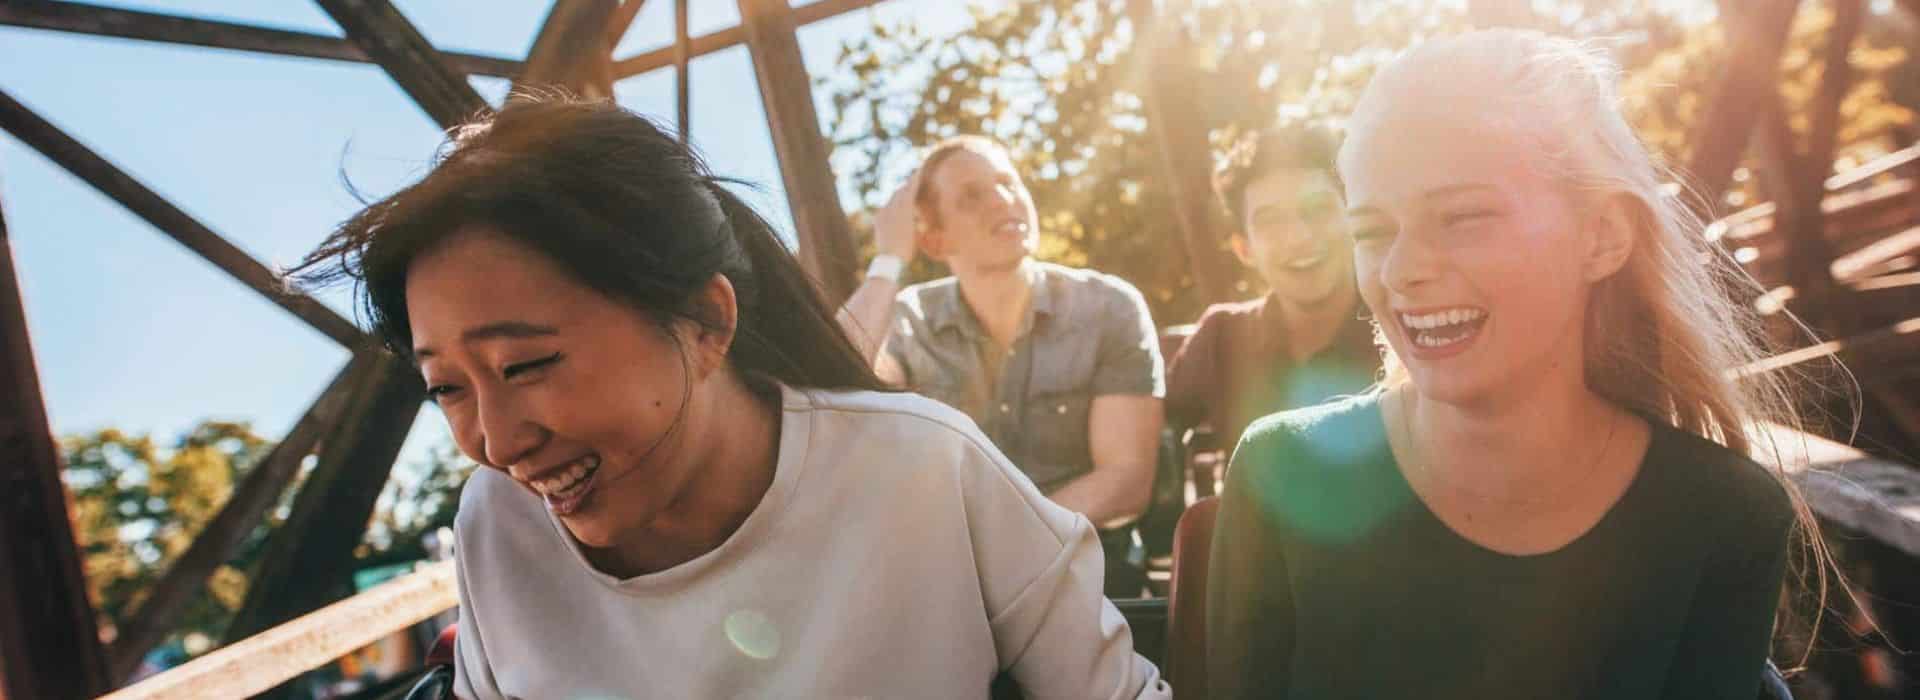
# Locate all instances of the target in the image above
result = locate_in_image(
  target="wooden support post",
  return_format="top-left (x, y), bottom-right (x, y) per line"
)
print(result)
top-left (514, 0), bottom-right (620, 101)
top-left (315, 0), bottom-right (492, 130)
top-left (1788, 0), bottom-right (1865, 327)
top-left (0, 89), bottom-right (364, 348)
top-left (1684, 0), bottom-right (1801, 217)
top-left (675, 0), bottom-right (690, 142)
top-left (614, 0), bottom-right (883, 78)
top-left (223, 354), bottom-right (423, 653)
top-left (105, 355), bottom-right (375, 683)
top-left (1467, 0), bottom-right (1537, 27)
top-left (0, 1), bottom-right (522, 78)
top-left (0, 188), bottom-right (111, 699)
top-left (736, 0), bottom-right (859, 305)
top-left (1126, 0), bottom-right (1238, 305)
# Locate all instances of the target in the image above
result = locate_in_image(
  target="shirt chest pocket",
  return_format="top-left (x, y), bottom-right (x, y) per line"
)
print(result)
top-left (1022, 337), bottom-right (1097, 461)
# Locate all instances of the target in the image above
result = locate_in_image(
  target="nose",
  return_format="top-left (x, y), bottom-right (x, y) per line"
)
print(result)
top-left (473, 388), bottom-right (545, 474)
top-left (990, 182), bottom-right (1018, 211)
top-left (1378, 229), bottom-right (1440, 295)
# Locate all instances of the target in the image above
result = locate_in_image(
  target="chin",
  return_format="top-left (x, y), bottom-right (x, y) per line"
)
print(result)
top-left (1272, 270), bottom-right (1345, 307)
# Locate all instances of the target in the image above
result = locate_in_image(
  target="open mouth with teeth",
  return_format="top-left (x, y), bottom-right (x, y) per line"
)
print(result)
top-left (992, 219), bottom-right (1031, 239)
top-left (528, 453), bottom-right (603, 516)
top-left (1398, 307), bottom-right (1488, 350)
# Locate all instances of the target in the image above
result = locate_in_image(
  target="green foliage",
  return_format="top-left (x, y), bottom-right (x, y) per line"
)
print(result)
top-left (63, 420), bottom-right (474, 662)
top-left (63, 422), bottom-right (269, 649)
top-left (823, 0), bottom-right (1915, 324)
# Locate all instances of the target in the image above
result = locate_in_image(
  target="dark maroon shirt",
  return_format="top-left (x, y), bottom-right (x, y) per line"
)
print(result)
top-left (1165, 293), bottom-right (1381, 445)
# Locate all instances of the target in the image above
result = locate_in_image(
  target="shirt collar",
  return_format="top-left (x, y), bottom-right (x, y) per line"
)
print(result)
top-left (928, 260), bottom-right (1055, 338)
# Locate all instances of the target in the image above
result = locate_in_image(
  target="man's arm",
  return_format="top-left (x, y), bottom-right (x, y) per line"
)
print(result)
top-left (836, 167), bottom-right (924, 365)
top-left (1164, 307), bottom-right (1223, 433)
top-left (1048, 279), bottom-right (1166, 528)
top-left (1049, 395), bottom-right (1163, 528)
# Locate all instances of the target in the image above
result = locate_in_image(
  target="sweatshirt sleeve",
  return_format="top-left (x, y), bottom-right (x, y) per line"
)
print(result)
top-left (958, 431), bottom-right (1173, 700)
top-left (1659, 474), bottom-right (1794, 699)
top-left (452, 509), bottom-right (503, 699)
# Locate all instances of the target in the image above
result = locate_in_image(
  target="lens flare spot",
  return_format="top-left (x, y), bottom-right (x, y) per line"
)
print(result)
top-left (725, 609), bottom-right (780, 660)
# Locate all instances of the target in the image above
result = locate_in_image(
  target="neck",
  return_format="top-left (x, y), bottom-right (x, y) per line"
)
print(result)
top-left (1273, 281), bottom-right (1359, 363)
top-left (954, 258), bottom-right (1035, 346)
top-left (603, 371), bottom-right (780, 575)
top-left (1397, 344), bottom-right (1619, 501)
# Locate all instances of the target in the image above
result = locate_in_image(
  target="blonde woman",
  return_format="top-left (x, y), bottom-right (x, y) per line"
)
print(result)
top-left (1207, 30), bottom-right (1818, 699)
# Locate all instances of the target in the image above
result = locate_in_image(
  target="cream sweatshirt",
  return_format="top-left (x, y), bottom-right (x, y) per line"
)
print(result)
top-left (453, 383), bottom-right (1171, 699)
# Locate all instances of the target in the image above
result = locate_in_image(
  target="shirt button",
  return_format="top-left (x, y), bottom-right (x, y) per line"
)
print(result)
top-left (999, 403), bottom-right (1011, 414)
top-left (1056, 404), bottom-right (1068, 414)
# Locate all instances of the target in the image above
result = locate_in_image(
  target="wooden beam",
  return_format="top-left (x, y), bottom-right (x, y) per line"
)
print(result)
top-left (0, 182), bottom-right (112, 700)
top-left (1126, 0), bottom-right (1239, 306)
top-left (101, 561), bottom-right (456, 700)
top-left (675, 0), bottom-right (690, 141)
top-left (0, 1), bottom-right (521, 78)
top-left (605, 0), bottom-right (647, 46)
top-left (0, 89), bottom-right (364, 348)
top-left (1467, 0), bottom-right (1538, 27)
top-left (104, 355), bottom-right (374, 683)
top-left (514, 0), bottom-right (620, 101)
top-left (612, 0), bottom-right (883, 78)
top-left (1734, 316), bottom-right (1920, 379)
top-left (1685, 0), bottom-right (1801, 217)
top-left (315, 0), bottom-right (491, 130)
top-left (736, 0), bottom-right (859, 304)
top-left (1768, 423), bottom-right (1920, 559)
top-left (223, 353), bottom-right (423, 652)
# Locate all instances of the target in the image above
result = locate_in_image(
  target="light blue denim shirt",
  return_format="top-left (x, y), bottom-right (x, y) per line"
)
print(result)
top-left (884, 261), bottom-right (1165, 491)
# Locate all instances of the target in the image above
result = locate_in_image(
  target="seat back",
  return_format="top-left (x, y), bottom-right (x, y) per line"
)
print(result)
top-left (1166, 497), bottom-right (1220, 699)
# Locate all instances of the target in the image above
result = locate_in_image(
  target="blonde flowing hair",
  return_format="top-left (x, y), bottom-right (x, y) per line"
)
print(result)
top-left (1339, 28), bottom-right (1858, 666)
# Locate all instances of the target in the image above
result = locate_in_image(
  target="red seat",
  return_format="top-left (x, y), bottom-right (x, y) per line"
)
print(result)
top-left (1165, 496), bottom-right (1219, 700)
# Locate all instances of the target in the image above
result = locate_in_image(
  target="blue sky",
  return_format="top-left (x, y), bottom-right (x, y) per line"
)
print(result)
top-left (0, 0), bottom-right (980, 470)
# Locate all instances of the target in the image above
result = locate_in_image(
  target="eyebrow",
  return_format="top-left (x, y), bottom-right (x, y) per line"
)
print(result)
top-left (414, 321), bottom-right (559, 358)
top-left (1345, 183), bottom-right (1498, 217)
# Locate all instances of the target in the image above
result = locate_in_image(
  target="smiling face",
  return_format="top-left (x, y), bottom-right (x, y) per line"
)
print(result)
top-left (922, 147), bottom-right (1039, 272)
top-left (407, 226), bottom-right (703, 549)
top-left (1239, 167), bottom-right (1353, 309)
top-left (1340, 114), bottom-right (1595, 406)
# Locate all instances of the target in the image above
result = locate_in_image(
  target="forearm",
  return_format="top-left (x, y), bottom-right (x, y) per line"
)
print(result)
top-left (835, 276), bottom-right (899, 363)
top-left (1049, 457), bottom-right (1154, 529)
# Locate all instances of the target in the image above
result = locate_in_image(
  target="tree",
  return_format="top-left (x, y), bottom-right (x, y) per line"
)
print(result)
top-left (62, 420), bottom-right (476, 666)
top-left (821, 0), bottom-right (1914, 325)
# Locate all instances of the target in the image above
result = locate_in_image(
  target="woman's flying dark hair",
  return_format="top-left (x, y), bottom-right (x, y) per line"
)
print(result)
top-left (288, 96), bottom-right (887, 392)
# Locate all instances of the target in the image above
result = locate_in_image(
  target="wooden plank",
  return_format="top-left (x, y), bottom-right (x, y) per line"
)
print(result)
top-left (514, 0), bottom-right (619, 101)
top-left (1126, 0), bottom-right (1238, 306)
top-left (0, 88), bottom-right (364, 348)
top-left (100, 561), bottom-right (456, 700)
top-left (612, 0), bottom-right (883, 78)
top-left (105, 354), bottom-right (375, 683)
top-left (675, 0), bottom-right (690, 141)
top-left (1734, 316), bottom-right (1920, 378)
top-left (315, 0), bottom-right (492, 130)
top-left (736, 0), bottom-right (859, 305)
top-left (1684, 0), bottom-right (1800, 217)
top-left (1826, 143), bottom-right (1920, 191)
top-left (605, 0), bottom-right (647, 46)
top-left (1767, 424), bottom-right (1920, 559)
top-left (0, 0), bottom-right (521, 78)
top-left (0, 182), bottom-right (111, 700)
top-left (223, 353), bottom-right (423, 650)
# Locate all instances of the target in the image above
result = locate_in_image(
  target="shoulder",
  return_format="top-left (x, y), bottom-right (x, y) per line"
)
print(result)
top-left (454, 468), bottom-right (558, 565)
top-left (790, 387), bottom-right (1062, 513)
top-left (1647, 424), bottom-right (1795, 535)
top-left (1036, 262), bottom-right (1148, 310)
top-left (894, 276), bottom-right (960, 317)
top-left (1234, 393), bottom-right (1391, 482)
top-left (1192, 297), bottom-right (1265, 335)
top-left (788, 387), bottom-right (1006, 465)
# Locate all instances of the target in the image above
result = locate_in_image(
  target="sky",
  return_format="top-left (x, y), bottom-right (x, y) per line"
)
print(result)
top-left (0, 0), bottom-right (983, 471)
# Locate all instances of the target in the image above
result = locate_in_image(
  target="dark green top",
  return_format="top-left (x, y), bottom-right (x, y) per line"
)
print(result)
top-left (1206, 393), bottom-right (1793, 700)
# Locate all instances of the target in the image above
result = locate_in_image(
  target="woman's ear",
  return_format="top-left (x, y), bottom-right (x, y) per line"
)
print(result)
top-left (1229, 232), bottom-right (1252, 266)
top-left (1581, 192), bottom-right (1641, 282)
top-left (685, 273), bottom-right (739, 380)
